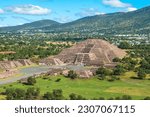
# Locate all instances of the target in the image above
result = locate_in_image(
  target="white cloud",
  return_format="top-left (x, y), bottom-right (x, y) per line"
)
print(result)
top-left (0, 8), bottom-right (4, 14)
top-left (127, 7), bottom-right (137, 12)
top-left (75, 8), bottom-right (105, 17)
top-left (7, 4), bottom-right (51, 15)
top-left (102, 0), bottom-right (137, 12)
top-left (102, 0), bottom-right (131, 8)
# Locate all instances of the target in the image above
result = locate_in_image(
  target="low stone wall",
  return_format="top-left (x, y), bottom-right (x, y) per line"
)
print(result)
top-left (0, 59), bottom-right (33, 70)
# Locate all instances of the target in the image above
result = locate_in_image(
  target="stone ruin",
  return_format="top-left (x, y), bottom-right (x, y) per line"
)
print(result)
top-left (46, 68), bottom-right (94, 78)
top-left (40, 39), bottom-right (127, 67)
top-left (0, 59), bottom-right (33, 79)
top-left (0, 59), bottom-right (33, 70)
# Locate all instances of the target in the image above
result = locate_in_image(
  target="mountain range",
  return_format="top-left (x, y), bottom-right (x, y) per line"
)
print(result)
top-left (0, 6), bottom-right (150, 34)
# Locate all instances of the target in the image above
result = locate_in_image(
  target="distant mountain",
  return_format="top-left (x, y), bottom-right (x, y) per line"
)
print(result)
top-left (0, 20), bottom-right (60, 32)
top-left (0, 6), bottom-right (150, 34)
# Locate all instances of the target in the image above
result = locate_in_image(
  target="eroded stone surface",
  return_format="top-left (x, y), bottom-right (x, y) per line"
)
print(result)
top-left (0, 59), bottom-right (33, 70)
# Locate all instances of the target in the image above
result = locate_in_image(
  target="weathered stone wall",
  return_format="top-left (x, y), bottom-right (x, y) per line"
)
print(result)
top-left (0, 59), bottom-right (33, 70)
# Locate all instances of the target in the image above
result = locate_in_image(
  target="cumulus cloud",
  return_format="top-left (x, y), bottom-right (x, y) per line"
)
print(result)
top-left (0, 8), bottom-right (4, 14)
top-left (102, 0), bottom-right (131, 8)
top-left (7, 4), bottom-right (51, 15)
top-left (75, 8), bottom-right (105, 17)
top-left (102, 0), bottom-right (137, 12)
top-left (127, 7), bottom-right (137, 12)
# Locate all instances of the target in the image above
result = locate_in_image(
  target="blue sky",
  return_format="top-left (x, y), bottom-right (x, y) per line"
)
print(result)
top-left (0, 0), bottom-right (149, 26)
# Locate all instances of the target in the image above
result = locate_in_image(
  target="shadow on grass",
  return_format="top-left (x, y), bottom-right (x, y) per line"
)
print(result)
top-left (130, 77), bottom-right (144, 80)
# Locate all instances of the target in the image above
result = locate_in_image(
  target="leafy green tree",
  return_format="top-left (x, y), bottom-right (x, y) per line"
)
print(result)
top-left (96, 67), bottom-right (112, 77)
top-left (43, 89), bottom-right (64, 100)
top-left (113, 65), bottom-right (126, 75)
top-left (137, 70), bottom-right (146, 79)
top-left (52, 89), bottom-right (64, 100)
top-left (43, 92), bottom-right (53, 100)
top-left (118, 41), bottom-right (131, 49)
top-left (69, 93), bottom-right (86, 100)
top-left (69, 93), bottom-right (77, 100)
top-left (26, 87), bottom-right (40, 100)
top-left (5, 88), bottom-right (26, 100)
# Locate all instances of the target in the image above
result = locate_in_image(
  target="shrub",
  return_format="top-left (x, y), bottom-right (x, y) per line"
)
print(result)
top-left (27, 77), bottom-right (36, 85)
top-left (67, 70), bottom-right (78, 79)
top-left (26, 87), bottom-right (40, 100)
top-left (69, 93), bottom-right (86, 100)
top-left (5, 88), bottom-right (26, 100)
top-left (43, 89), bottom-right (64, 100)
top-left (121, 95), bottom-right (132, 100)
top-left (137, 70), bottom-right (146, 79)
top-left (99, 97), bottom-right (105, 100)
top-left (55, 78), bottom-right (61, 82)
top-left (144, 97), bottom-right (150, 100)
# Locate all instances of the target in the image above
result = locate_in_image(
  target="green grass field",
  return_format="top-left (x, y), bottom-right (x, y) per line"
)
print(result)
top-left (0, 72), bottom-right (150, 100)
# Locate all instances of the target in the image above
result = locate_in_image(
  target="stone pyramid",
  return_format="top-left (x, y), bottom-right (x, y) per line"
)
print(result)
top-left (54, 39), bottom-right (126, 66)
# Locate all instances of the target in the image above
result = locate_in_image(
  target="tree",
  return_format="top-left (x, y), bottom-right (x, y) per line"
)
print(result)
top-left (69, 93), bottom-right (86, 100)
top-left (113, 57), bottom-right (121, 62)
top-left (5, 88), bottom-right (26, 100)
top-left (69, 93), bottom-right (77, 100)
top-left (27, 77), bottom-right (36, 85)
top-left (96, 67), bottom-right (112, 78)
top-left (43, 89), bottom-right (64, 100)
top-left (118, 41), bottom-right (131, 49)
top-left (137, 70), bottom-right (146, 79)
top-left (26, 87), bottom-right (40, 100)
top-left (43, 92), bottom-right (53, 100)
top-left (67, 70), bottom-right (78, 79)
top-left (113, 65), bottom-right (126, 75)
top-left (52, 89), bottom-right (64, 100)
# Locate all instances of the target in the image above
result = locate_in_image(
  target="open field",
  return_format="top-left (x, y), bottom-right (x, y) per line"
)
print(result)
top-left (0, 74), bottom-right (150, 100)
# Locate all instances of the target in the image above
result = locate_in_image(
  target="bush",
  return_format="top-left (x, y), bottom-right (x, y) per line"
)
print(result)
top-left (26, 87), bottom-right (40, 100)
top-left (43, 92), bottom-right (53, 100)
top-left (107, 78), bottom-right (115, 82)
top-left (5, 88), bottom-right (26, 100)
top-left (55, 78), bottom-right (61, 82)
top-left (99, 97), bottom-right (105, 100)
top-left (113, 57), bottom-right (121, 62)
top-left (108, 97), bottom-right (114, 100)
top-left (121, 95), bottom-right (132, 100)
top-left (67, 70), bottom-right (78, 79)
top-left (96, 67), bottom-right (112, 77)
top-left (115, 96), bottom-right (121, 100)
top-left (43, 89), bottom-right (64, 100)
top-left (27, 77), bottom-right (36, 85)
top-left (144, 97), bottom-right (150, 100)
top-left (69, 93), bottom-right (86, 100)
top-left (137, 70), bottom-right (146, 79)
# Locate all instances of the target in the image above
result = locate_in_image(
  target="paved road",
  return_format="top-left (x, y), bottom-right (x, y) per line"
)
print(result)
top-left (0, 66), bottom-right (50, 85)
top-left (0, 65), bottom-right (84, 85)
